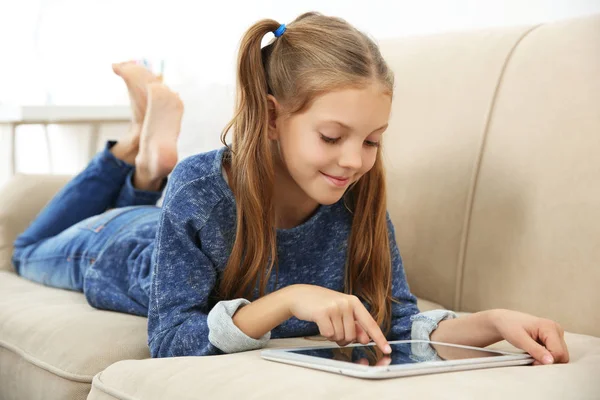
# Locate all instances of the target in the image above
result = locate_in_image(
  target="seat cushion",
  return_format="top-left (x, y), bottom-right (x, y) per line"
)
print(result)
top-left (89, 332), bottom-right (600, 400)
top-left (0, 271), bottom-right (150, 400)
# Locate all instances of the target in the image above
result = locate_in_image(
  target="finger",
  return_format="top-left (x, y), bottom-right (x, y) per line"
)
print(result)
top-left (331, 314), bottom-right (345, 342)
top-left (315, 318), bottom-right (335, 340)
top-left (353, 304), bottom-right (391, 354)
top-left (336, 340), bottom-right (351, 347)
top-left (512, 330), bottom-right (554, 365)
top-left (557, 325), bottom-right (570, 363)
top-left (543, 327), bottom-right (569, 363)
top-left (356, 358), bottom-right (369, 366)
top-left (342, 306), bottom-right (357, 344)
top-left (355, 324), bottom-right (370, 345)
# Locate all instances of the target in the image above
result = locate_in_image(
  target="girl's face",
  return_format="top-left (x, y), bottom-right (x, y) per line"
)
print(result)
top-left (271, 84), bottom-right (392, 206)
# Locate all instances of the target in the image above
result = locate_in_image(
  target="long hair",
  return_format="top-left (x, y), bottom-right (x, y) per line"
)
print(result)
top-left (219, 12), bottom-right (396, 334)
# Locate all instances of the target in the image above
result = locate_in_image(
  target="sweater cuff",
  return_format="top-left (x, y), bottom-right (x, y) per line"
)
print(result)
top-left (207, 299), bottom-right (271, 353)
top-left (409, 309), bottom-right (458, 362)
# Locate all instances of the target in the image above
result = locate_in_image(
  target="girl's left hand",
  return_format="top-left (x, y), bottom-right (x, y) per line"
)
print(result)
top-left (491, 309), bottom-right (570, 366)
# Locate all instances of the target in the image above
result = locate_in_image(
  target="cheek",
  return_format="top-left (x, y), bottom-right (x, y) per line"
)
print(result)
top-left (294, 134), bottom-right (330, 168)
top-left (362, 151), bottom-right (378, 173)
top-left (280, 130), bottom-right (323, 173)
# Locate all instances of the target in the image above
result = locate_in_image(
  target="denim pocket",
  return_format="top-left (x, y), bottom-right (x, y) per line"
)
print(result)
top-left (80, 207), bottom-right (141, 233)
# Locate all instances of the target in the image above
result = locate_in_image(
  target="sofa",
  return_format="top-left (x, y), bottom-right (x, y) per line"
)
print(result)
top-left (1, 13), bottom-right (599, 400)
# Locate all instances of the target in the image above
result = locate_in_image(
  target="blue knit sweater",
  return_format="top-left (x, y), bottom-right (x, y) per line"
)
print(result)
top-left (84, 146), bottom-right (456, 357)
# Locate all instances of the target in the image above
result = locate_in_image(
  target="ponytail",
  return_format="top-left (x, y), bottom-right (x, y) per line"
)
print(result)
top-left (219, 19), bottom-right (281, 299)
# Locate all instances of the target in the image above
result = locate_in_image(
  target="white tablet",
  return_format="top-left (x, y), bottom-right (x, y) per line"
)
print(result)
top-left (261, 340), bottom-right (534, 379)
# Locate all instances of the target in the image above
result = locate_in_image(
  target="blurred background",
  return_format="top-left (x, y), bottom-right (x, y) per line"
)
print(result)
top-left (1, 0), bottom-right (599, 186)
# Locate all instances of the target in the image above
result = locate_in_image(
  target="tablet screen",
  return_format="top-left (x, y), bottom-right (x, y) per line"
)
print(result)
top-left (288, 342), bottom-right (508, 367)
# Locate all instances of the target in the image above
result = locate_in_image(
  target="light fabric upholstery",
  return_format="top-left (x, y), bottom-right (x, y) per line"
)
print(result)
top-left (88, 333), bottom-right (600, 400)
top-left (0, 271), bottom-right (149, 400)
top-left (379, 23), bottom-right (542, 311)
top-left (459, 16), bottom-right (600, 336)
top-left (0, 346), bottom-right (92, 400)
top-left (0, 174), bottom-right (73, 273)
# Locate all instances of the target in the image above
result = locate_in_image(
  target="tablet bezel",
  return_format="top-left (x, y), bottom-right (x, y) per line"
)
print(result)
top-left (261, 340), bottom-right (534, 379)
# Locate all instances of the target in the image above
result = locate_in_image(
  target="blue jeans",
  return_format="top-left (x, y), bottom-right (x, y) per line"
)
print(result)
top-left (12, 141), bottom-right (165, 292)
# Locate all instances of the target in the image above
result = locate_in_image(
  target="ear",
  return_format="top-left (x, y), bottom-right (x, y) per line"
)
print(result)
top-left (267, 94), bottom-right (280, 140)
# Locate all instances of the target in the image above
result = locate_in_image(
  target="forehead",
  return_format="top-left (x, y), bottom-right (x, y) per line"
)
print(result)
top-left (305, 85), bottom-right (392, 130)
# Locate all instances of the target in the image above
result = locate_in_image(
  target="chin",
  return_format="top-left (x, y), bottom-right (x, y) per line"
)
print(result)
top-left (315, 195), bottom-right (343, 206)
top-left (306, 186), bottom-right (346, 206)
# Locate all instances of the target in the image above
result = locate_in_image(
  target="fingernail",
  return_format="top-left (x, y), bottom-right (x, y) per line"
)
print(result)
top-left (542, 355), bottom-right (554, 365)
top-left (384, 345), bottom-right (392, 354)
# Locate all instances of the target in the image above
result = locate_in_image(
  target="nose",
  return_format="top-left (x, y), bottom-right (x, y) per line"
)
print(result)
top-left (338, 143), bottom-right (363, 171)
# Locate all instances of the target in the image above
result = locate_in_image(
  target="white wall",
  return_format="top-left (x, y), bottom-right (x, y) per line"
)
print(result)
top-left (3, 0), bottom-right (600, 104)
top-left (1, 0), bottom-right (600, 182)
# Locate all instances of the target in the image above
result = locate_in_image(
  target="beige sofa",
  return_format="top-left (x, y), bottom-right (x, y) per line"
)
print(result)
top-left (1, 14), bottom-right (600, 400)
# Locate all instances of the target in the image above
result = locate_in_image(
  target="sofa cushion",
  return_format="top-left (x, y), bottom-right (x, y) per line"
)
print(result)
top-left (378, 22), bottom-right (540, 312)
top-left (0, 271), bottom-right (149, 400)
top-left (0, 174), bottom-right (72, 273)
top-left (88, 332), bottom-right (600, 400)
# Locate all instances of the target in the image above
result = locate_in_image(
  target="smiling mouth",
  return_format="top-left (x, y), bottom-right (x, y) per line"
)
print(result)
top-left (320, 172), bottom-right (350, 187)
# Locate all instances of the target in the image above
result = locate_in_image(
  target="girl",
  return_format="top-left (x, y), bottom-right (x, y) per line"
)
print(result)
top-left (12, 12), bottom-right (569, 365)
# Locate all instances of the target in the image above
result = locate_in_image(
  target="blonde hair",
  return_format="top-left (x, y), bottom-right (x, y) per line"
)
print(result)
top-left (219, 12), bottom-right (396, 334)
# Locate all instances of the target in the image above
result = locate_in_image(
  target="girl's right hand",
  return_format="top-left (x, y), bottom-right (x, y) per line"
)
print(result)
top-left (285, 284), bottom-right (392, 354)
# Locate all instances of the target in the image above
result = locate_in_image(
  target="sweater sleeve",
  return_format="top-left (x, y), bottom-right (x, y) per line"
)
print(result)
top-left (147, 170), bottom-right (269, 358)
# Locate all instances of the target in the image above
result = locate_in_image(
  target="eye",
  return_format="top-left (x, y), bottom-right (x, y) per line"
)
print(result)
top-left (364, 140), bottom-right (380, 148)
top-left (320, 133), bottom-right (340, 144)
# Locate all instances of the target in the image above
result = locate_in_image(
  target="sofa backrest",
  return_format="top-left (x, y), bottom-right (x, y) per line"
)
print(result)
top-left (380, 14), bottom-right (600, 336)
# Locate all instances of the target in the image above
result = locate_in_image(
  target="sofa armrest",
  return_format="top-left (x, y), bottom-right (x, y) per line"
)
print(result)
top-left (0, 174), bottom-right (72, 273)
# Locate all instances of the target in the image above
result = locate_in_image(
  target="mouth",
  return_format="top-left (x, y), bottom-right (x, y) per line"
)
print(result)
top-left (320, 171), bottom-right (351, 187)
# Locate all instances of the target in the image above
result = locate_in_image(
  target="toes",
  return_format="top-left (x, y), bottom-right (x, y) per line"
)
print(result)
top-left (112, 60), bottom-right (135, 76)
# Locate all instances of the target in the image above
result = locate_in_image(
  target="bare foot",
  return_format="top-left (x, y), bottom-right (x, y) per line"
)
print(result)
top-left (112, 61), bottom-right (162, 131)
top-left (134, 82), bottom-right (184, 190)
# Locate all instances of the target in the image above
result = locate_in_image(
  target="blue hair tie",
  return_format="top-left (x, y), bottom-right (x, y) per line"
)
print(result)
top-left (274, 24), bottom-right (286, 38)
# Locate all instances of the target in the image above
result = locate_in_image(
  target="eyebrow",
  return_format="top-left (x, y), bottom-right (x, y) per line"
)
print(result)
top-left (322, 120), bottom-right (389, 134)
